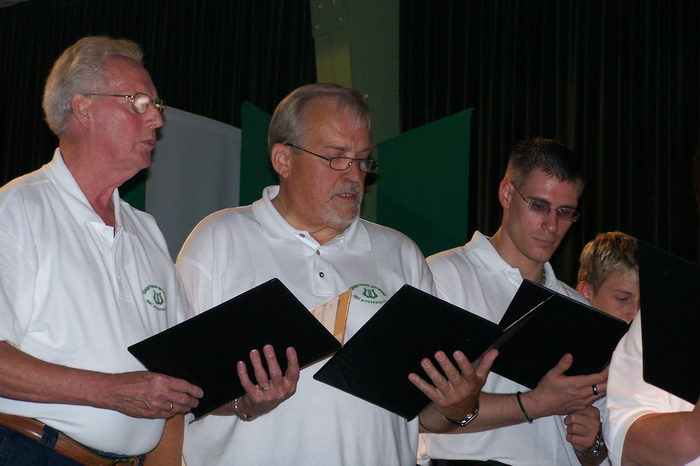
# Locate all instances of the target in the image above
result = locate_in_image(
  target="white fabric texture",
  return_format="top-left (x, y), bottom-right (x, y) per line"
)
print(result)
top-left (177, 185), bottom-right (435, 466)
top-left (605, 313), bottom-right (699, 465)
top-left (419, 231), bottom-right (600, 466)
top-left (0, 150), bottom-right (190, 455)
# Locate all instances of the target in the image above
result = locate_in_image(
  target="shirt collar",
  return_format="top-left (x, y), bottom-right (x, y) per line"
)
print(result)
top-left (252, 185), bottom-right (370, 252)
top-left (44, 148), bottom-right (123, 228)
top-left (469, 230), bottom-right (559, 286)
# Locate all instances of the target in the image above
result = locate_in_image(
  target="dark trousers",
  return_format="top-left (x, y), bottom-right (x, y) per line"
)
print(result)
top-left (0, 424), bottom-right (81, 466)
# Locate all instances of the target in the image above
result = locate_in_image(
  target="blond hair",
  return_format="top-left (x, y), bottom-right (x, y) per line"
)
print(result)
top-left (577, 231), bottom-right (638, 293)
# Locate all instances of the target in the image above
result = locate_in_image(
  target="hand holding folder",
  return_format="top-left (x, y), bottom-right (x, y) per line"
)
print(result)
top-left (314, 281), bottom-right (628, 420)
top-left (491, 280), bottom-right (629, 390)
top-left (314, 285), bottom-right (503, 420)
top-left (407, 347), bottom-right (499, 430)
top-left (128, 278), bottom-right (343, 418)
top-left (232, 344), bottom-right (300, 418)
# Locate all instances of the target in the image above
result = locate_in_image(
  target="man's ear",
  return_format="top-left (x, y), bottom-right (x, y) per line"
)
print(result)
top-left (270, 143), bottom-right (293, 178)
top-left (576, 281), bottom-right (594, 301)
top-left (498, 178), bottom-right (513, 209)
top-left (70, 94), bottom-right (92, 128)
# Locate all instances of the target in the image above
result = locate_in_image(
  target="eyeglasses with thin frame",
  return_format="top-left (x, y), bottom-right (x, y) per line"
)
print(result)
top-left (285, 143), bottom-right (378, 173)
top-left (85, 93), bottom-right (166, 114)
top-left (509, 180), bottom-right (580, 222)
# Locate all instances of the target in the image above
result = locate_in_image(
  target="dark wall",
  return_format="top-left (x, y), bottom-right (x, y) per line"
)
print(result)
top-left (401, 0), bottom-right (700, 283)
top-left (3, 0), bottom-right (699, 284)
top-left (0, 0), bottom-right (316, 185)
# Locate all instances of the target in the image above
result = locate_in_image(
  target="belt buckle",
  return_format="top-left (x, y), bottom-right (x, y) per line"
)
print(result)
top-left (110, 459), bottom-right (138, 465)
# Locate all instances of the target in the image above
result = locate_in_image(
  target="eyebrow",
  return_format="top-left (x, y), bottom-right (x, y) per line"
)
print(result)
top-left (528, 195), bottom-right (579, 210)
top-left (611, 289), bottom-right (635, 296)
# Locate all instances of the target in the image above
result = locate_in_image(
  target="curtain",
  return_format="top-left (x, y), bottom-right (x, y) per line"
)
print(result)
top-left (401, 0), bottom-right (700, 283)
top-left (0, 0), bottom-right (316, 185)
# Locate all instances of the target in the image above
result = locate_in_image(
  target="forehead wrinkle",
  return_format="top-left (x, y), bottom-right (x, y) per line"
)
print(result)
top-left (102, 57), bottom-right (156, 96)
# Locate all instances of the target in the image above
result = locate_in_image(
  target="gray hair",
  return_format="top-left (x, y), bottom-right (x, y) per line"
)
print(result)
top-left (43, 36), bottom-right (143, 135)
top-left (267, 83), bottom-right (370, 153)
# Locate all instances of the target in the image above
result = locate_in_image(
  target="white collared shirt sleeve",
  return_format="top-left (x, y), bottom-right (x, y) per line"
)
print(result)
top-left (605, 313), bottom-right (698, 465)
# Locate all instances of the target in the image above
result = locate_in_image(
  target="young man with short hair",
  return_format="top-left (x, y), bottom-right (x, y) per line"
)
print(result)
top-left (420, 137), bottom-right (608, 465)
top-left (576, 231), bottom-right (639, 323)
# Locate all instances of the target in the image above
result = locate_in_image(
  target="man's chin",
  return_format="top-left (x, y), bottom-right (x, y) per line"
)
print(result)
top-left (321, 206), bottom-right (360, 231)
top-left (531, 249), bottom-right (555, 265)
top-left (133, 152), bottom-right (153, 170)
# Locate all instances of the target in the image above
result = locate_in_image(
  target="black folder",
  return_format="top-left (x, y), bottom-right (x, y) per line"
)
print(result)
top-left (491, 280), bottom-right (630, 389)
top-left (313, 284), bottom-right (502, 420)
top-left (314, 281), bottom-right (628, 420)
top-left (128, 278), bottom-right (341, 418)
top-left (638, 241), bottom-right (700, 404)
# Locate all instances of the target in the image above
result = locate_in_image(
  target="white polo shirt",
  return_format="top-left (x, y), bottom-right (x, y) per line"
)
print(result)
top-left (177, 185), bottom-right (434, 466)
top-left (0, 149), bottom-right (191, 455)
top-left (605, 314), bottom-right (699, 465)
top-left (420, 231), bottom-right (596, 466)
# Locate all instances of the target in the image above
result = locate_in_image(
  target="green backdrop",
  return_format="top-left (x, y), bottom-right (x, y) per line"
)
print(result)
top-left (240, 101), bottom-right (276, 206)
top-left (376, 109), bottom-right (472, 257)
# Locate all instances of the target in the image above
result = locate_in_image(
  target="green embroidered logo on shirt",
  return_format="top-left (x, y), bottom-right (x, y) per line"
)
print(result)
top-left (350, 283), bottom-right (388, 305)
top-left (142, 285), bottom-right (167, 312)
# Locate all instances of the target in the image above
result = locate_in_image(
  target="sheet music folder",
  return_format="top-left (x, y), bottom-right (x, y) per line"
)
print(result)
top-left (314, 281), bottom-right (628, 420)
top-left (638, 241), bottom-right (700, 404)
top-left (128, 278), bottom-right (341, 418)
top-left (313, 285), bottom-right (502, 420)
top-left (492, 280), bottom-right (629, 390)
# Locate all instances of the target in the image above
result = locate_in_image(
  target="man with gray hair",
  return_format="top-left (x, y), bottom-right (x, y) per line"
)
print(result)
top-left (0, 36), bottom-right (202, 464)
top-left (177, 83), bottom-right (496, 465)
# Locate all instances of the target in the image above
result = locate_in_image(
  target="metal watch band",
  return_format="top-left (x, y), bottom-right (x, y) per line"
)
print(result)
top-left (575, 432), bottom-right (605, 457)
top-left (231, 397), bottom-right (258, 422)
top-left (443, 400), bottom-right (480, 427)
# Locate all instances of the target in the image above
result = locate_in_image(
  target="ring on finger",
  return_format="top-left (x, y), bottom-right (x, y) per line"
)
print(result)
top-left (591, 384), bottom-right (598, 396)
top-left (261, 385), bottom-right (270, 392)
top-left (167, 401), bottom-right (174, 411)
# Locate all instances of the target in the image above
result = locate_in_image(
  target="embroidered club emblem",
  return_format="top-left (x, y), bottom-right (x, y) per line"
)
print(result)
top-left (142, 284), bottom-right (167, 312)
top-left (350, 283), bottom-right (388, 305)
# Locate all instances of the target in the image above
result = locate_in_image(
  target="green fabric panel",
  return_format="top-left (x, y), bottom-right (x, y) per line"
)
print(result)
top-left (240, 101), bottom-right (275, 206)
top-left (376, 109), bottom-right (472, 257)
top-left (121, 171), bottom-right (147, 211)
top-left (310, 0), bottom-right (399, 223)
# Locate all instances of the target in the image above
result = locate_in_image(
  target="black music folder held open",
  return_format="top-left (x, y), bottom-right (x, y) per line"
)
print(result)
top-left (492, 279), bottom-right (630, 390)
top-left (314, 281), bottom-right (629, 419)
top-left (128, 278), bottom-right (341, 418)
top-left (638, 241), bottom-right (700, 404)
top-left (313, 284), bottom-right (502, 420)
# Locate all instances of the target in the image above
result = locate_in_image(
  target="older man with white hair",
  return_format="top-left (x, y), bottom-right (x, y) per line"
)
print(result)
top-left (0, 36), bottom-right (202, 465)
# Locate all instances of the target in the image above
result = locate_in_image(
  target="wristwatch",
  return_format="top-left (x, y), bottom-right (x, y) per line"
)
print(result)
top-left (575, 432), bottom-right (605, 457)
top-left (231, 397), bottom-right (258, 422)
top-left (443, 400), bottom-right (480, 426)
